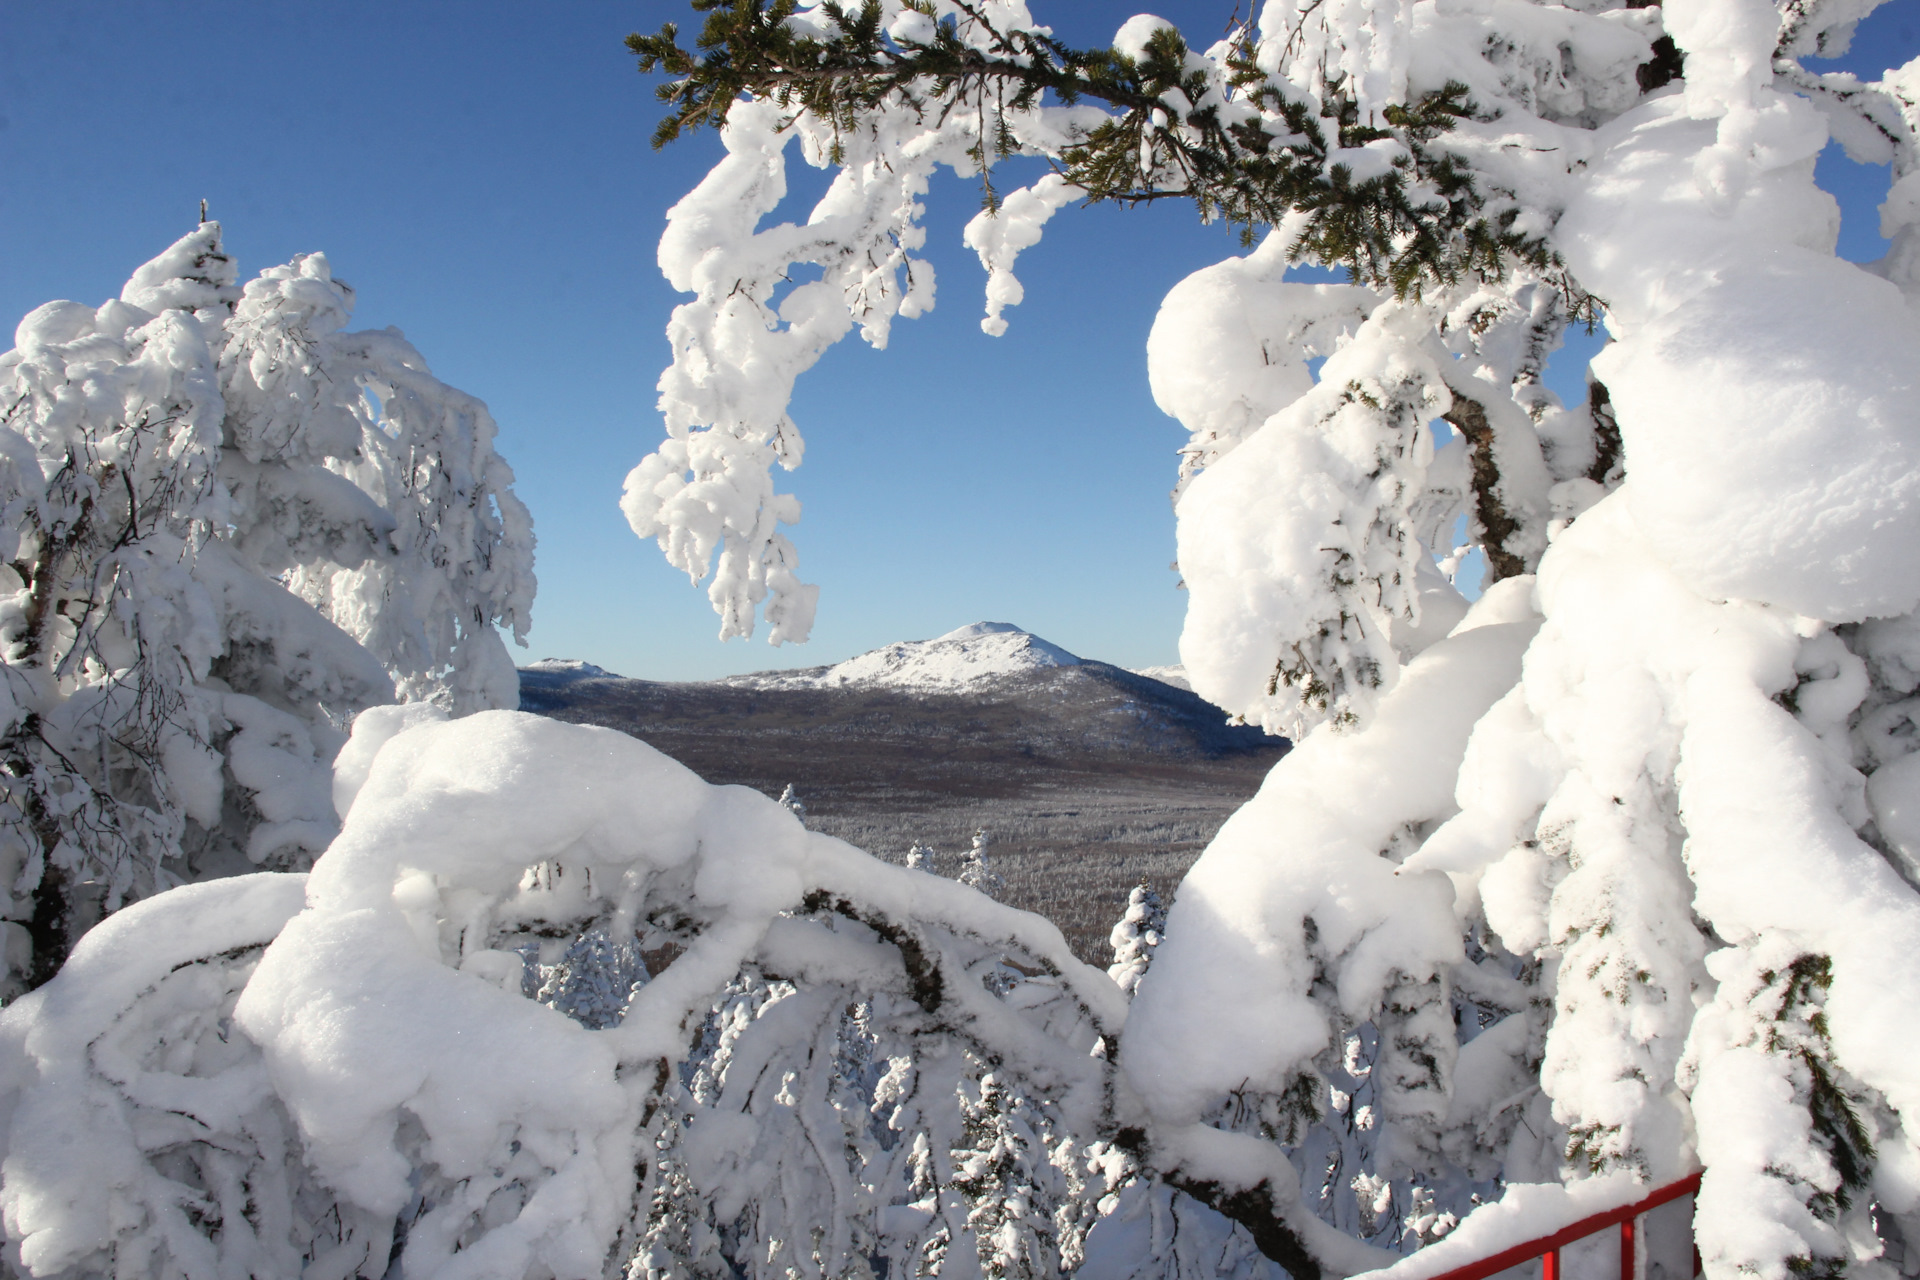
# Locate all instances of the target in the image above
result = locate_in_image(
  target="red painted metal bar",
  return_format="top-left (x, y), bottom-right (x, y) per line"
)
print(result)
top-left (1419, 1171), bottom-right (1704, 1280)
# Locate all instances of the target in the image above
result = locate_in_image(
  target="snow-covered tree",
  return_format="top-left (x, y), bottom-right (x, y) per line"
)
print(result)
top-left (0, 224), bottom-right (532, 993)
top-left (624, 2), bottom-right (1920, 1277)
top-left (959, 827), bottom-right (1005, 898)
top-left (528, 926), bottom-right (649, 1030)
top-left (777, 781), bottom-right (807, 821)
top-left (951, 1071), bottom-right (1078, 1280)
top-left (1107, 883), bottom-right (1166, 996)
top-left (0, 711), bottom-right (1122, 1280)
top-left (907, 840), bottom-right (937, 872)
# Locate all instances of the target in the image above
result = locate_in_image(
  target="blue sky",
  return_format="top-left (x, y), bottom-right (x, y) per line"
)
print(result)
top-left (1, 2), bottom-right (1913, 680)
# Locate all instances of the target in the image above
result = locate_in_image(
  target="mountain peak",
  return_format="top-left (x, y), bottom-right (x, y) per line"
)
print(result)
top-left (524, 658), bottom-right (622, 680)
top-left (735, 622), bottom-right (1083, 692)
top-left (935, 621), bottom-right (1026, 641)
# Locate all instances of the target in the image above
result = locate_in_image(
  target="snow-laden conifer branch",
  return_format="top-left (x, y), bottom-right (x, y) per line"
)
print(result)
top-left (628, 0), bottom-right (1646, 653)
top-left (17, 5), bottom-right (1920, 1280)
top-left (632, 0), bottom-right (1563, 299)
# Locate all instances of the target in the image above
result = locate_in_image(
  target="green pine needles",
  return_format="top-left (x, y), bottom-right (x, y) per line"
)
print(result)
top-left (1768, 956), bottom-right (1876, 1227)
top-left (630, 0), bottom-right (1555, 298)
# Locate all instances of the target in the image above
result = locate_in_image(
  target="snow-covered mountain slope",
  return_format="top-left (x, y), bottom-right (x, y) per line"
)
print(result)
top-left (516, 629), bottom-right (1285, 963)
top-left (727, 622), bottom-right (1085, 692)
top-left (1131, 664), bottom-right (1190, 690)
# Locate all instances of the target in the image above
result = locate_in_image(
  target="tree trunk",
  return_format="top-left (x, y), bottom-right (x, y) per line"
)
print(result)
top-left (24, 860), bottom-right (70, 990)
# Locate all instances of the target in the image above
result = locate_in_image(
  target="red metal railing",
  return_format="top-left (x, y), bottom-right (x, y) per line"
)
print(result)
top-left (1423, 1171), bottom-right (1703, 1280)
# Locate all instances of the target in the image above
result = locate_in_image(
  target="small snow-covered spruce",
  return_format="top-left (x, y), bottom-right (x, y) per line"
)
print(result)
top-left (959, 827), bottom-right (1005, 898)
top-left (629, 903), bottom-right (1109, 1280)
top-left (529, 927), bottom-right (648, 1030)
top-left (636, 1), bottom-right (1920, 1277)
top-left (776, 781), bottom-right (806, 821)
top-left (1107, 882), bottom-right (1166, 996)
top-left (631, 967), bottom-right (889, 1280)
top-left (1675, 951), bottom-right (1879, 1280)
top-left (906, 840), bottom-right (936, 872)
top-left (0, 224), bottom-right (532, 992)
top-left (951, 1071), bottom-right (1067, 1280)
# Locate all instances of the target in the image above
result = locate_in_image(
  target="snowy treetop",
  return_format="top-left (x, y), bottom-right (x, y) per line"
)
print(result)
top-left (6, 2), bottom-right (1920, 1278)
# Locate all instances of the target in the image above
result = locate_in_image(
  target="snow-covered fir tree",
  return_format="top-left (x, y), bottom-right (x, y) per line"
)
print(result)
top-left (528, 927), bottom-right (649, 1031)
top-left (776, 781), bottom-right (806, 821)
top-left (0, 223), bottom-right (531, 994)
top-left (959, 827), bottom-right (1005, 898)
top-left (1107, 883), bottom-right (1167, 996)
top-left (906, 840), bottom-right (937, 872)
top-left (951, 1071), bottom-right (1075, 1280)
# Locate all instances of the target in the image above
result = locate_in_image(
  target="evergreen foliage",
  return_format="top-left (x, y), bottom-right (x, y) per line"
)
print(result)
top-left (528, 928), bottom-right (649, 1031)
top-left (629, 0), bottom-right (1565, 300)
top-left (614, 0), bottom-right (1920, 1276)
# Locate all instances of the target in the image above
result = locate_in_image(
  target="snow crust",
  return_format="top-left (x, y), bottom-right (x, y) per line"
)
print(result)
top-left (1346, 1172), bottom-right (1663, 1280)
top-left (1557, 94), bottom-right (1920, 622)
top-left (1148, 231), bottom-right (1375, 495)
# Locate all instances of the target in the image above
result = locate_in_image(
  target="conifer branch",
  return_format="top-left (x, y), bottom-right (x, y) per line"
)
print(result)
top-left (630, 0), bottom-right (1555, 297)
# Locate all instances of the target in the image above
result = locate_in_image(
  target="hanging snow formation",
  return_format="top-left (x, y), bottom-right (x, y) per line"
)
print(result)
top-left (0, 225), bottom-right (533, 993)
